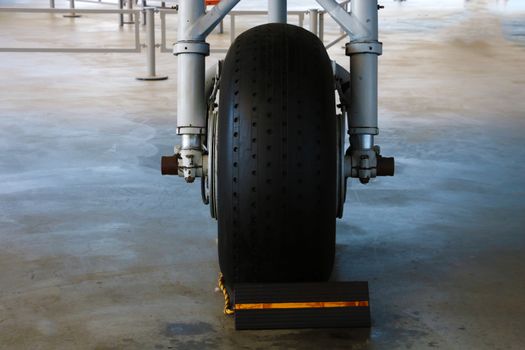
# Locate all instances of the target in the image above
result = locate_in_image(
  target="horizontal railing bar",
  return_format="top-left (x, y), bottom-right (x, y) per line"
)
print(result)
top-left (325, 33), bottom-right (347, 49)
top-left (210, 48), bottom-right (228, 53)
top-left (76, 0), bottom-right (120, 5)
top-left (157, 9), bottom-right (179, 14)
top-left (228, 10), bottom-right (307, 15)
top-left (0, 7), bottom-right (140, 14)
top-left (0, 47), bottom-right (141, 53)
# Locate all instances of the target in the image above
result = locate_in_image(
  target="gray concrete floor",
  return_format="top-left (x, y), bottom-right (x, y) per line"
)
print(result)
top-left (1, 0), bottom-right (525, 349)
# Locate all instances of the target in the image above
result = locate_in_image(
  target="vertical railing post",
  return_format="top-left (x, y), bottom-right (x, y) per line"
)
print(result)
top-left (298, 12), bottom-right (304, 28)
top-left (319, 11), bottom-right (324, 42)
top-left (118, 0), bottom-right (124, 26)
top-left (230, 14), bottom-right (236, 43)
top-left (63, 0), bottom-right (81, 18)
top-left (309, 9), bottom-right (318, 36)
top-left (49, 0), bottom-right (55, 9)
top-left (142, 0), bottom-right (147, 25)
top-left (124, 0), bottom-right (134, 24)
top-left (160, 10), bottom-right (167, 52)
top-left (137, 8), bottom-right (168, 81)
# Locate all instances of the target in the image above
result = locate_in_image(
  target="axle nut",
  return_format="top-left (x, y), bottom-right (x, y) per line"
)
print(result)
top-left (161, 155), bottom-right (180, 175)
top-left (377, 156), bottom-right (395, 176)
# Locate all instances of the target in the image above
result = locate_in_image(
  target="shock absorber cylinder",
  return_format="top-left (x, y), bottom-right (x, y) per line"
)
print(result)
top-left (345, 0), bottom-right (393, 183)
top-left (174, 0), bottom-right (209, 182)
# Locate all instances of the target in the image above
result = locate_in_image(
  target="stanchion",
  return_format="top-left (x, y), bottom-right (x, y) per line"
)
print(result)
top-left (119, 0), bottom-right (124, 26)
top-left (137, 8), bottom-right (168, 81)
top-left (63, 0), bottom-right (81, 18)
top-left (309, 9), bottom-right (318, 36)
top-left (319, 11), bottom-right (324, 42)
top-left (49, 0), bottom-right (55, 9)
top-left (141, 0), bottom-right (147, 25)
top-left (123, 0), bottom-right (134, 24)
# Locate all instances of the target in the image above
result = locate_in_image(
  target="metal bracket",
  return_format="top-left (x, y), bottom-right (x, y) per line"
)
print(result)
top-left (186, 0), bottom-right (241, 40)
top-left (174, 41), bottom-right (210, 56)
top-left (315, 0), bottom-right (357, 41)
top-left (346, 41), bottom-right (382, 56)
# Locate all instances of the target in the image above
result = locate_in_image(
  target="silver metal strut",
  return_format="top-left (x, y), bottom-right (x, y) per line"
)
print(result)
top-left (268, 0), bottom-right (287, 24)
top-left (165, 0), bottom-right (393, 185)
top-left (173, 0), bottom-right (240, 182)
top-left (318, 0), bottom-right (393, 183)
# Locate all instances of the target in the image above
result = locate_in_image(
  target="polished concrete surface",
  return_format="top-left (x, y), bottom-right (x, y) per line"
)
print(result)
top-left (1, 1), bottom-right (524, 349)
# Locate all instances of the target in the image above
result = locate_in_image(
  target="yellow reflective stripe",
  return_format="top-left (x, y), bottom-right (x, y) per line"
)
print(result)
top-left (235, 301), bottom-right (369, 310)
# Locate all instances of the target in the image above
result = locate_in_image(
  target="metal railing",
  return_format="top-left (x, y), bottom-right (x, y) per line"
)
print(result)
top-left (0, 1), bottom-right (351, 79)
top-left (0, 7), bottom-right (141, 53)
top-left (159, 4), bottom-right (351, 53)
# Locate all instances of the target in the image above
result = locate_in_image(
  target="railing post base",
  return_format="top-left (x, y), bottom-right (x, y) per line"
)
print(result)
top-left (136, 8), bottom-right (168, 81)
top-left (64, 0), bottom-right (81, 18)
top-left (136, 76), bottom-right (168, 81)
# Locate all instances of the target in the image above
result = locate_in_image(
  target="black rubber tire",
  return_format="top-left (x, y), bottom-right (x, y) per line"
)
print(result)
top-left (217, 23), bottom-right (336, 284)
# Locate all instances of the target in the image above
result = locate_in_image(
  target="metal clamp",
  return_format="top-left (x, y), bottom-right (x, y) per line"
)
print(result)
top-left (173, 41), bottom-right (210, 56)
top-left (345, 41), bottom-right (383, 56)
top-left (348, 127), bottom-right (379, 135)
top-left (176, 126), bottom-right (206, 135)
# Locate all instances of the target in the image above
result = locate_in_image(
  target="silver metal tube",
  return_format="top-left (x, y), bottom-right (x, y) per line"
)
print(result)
top-left (177, 54), bottom-right (206, 132)
top-left (230, 14), bottom-right (235, 43)
top-left (315, 0), bottom-right (356, 40)
top-left (340, 0), bottom-right (348, 34)
top-left (187, 0), bottom-right (240, 39)
top-left (137, 9), bottom-right (167, 80)
top-left (146, 8), bottom-right (155, 77)
top-left (178, 0), bottom-right (206, 40)
top-left (349, 54), bottom-right (378, 134)
top-left (309, 9), bottom-right (318, 36)
top-left (351, 0), bottom-right (378, 40)
top-left (142, 0), bottom-right (147, 26)
top-left (176, 0), bottom-right (207, 135)
top-left (127, 0), bottom-right (133, 24)
top-left (182, 135), bottom-right (201, 150)
top-left (348, 0), bottom-right (379, 136)
top-left (268, 0), bottom-right (286, 23)
top-left (298, 13), bottom-right (304, 27)
top-left (160, 11), bottom-right (167, 52)
top-left (319, 11), bottom-right (324, 42)
top-left (351, 135), bottom-right (374, 150)
top-left (50, 0), bottom-right (55, 8)
top-left (119, 0), bottom-right (124, 26)
top-left (134, 14), bottom-right (141, 50)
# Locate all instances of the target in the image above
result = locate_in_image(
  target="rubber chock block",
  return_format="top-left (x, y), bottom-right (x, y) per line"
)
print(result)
top-left (233, 281), bottom-right (371, 330)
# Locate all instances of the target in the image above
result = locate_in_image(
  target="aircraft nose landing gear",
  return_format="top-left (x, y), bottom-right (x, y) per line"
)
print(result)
top-left (161, 0), bottom-right (394, 330)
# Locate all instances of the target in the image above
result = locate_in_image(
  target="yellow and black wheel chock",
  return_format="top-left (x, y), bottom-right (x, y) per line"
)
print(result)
top-left (219, 274), bottom-right (371, 330)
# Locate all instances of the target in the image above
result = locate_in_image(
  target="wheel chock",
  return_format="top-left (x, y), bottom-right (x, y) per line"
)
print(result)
top-left (233, 282), bottom-right (371, 330)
